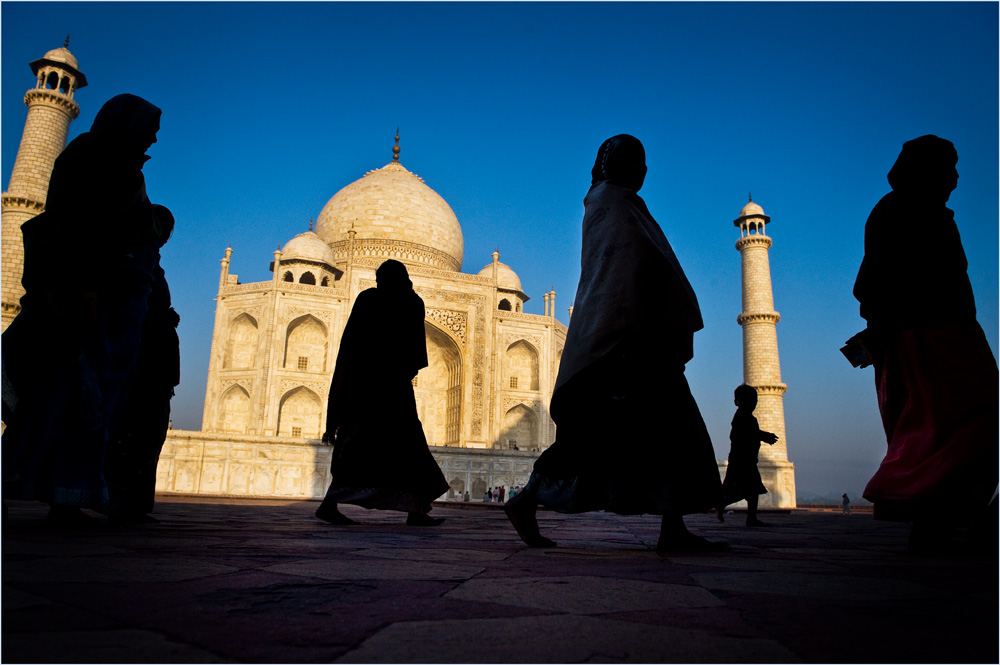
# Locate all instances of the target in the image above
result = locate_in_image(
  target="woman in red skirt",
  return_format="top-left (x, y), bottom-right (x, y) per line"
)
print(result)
top-left (853, 135), bottom-right (998, 553)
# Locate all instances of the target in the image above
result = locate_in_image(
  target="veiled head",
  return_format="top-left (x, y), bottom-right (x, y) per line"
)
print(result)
top-left (887, 135), bottom-right (958, 203)
top-left (376, 259), bottom-right (413, 291)
top-left (591, 134), bottom-right (647, 191)
top-left (91, 93), bottom-right (161, 159)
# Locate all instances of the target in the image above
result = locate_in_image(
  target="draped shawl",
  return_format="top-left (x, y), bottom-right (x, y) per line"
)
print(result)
top-left (552, 180), bottom-right (703, 415)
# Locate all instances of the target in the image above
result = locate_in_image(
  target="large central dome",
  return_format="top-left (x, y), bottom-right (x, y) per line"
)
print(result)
top-left (315, 159), bottom-right (464, 272)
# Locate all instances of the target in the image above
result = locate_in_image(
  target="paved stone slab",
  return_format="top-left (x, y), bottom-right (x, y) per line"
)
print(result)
top-left (334, 614), bottom-right (800, 663)
top-left (446, 575), bottom-right (723, 613)
top-left (353, 546), bottom-right (513, 563)
top-left (2, 555), bottom-right (240, 584)
top-left (691, 570), bottom-right (938, 601)
top-left (0, 630), bottom-right (226, 664)
top-left (263, 558), bottom-right (486, 581)
top-left (2, 499), bottom-right (995, 664)
top-left (663, 553), bottom-right (845, 573)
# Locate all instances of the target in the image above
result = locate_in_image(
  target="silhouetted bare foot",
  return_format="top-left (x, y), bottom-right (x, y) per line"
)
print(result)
top-left (405, 513), bottom-right (444, 527)
top-left (656, 530), bottom-right (730, 553)
top-left (45, 506), bottom-right (119, 532)
top-left (504, 493), bottom-right (556, 547)
top-left (315, 505), bottom-right (360, 526)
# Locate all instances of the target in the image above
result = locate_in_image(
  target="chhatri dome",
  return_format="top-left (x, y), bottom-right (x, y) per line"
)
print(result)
top-left (314, 132), bottom-right (464, 272)
top-left (280, 229), bottom-right (337, 267)
top-left (734, 193), bottom-right (771, 229)
top-left (39, 46), bottom-right (79, 70)
top-left (477, 259), bottom-right (523, 292)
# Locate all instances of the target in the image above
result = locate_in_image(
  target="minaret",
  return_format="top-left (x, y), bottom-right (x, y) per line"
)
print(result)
top-left (734, 195), bottom-right (796, 507)
top-left (1, 38), bottom-right (87, 330)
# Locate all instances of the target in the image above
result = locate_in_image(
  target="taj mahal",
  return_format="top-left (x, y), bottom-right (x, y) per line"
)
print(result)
top-left (1, 42), bottom-right (796, 507)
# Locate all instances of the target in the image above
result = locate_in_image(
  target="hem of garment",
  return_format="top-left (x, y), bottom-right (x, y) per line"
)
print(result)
top-left (533, 474), bottom-right (717, 517)
top-left (322, 487), bottom-right (431, 514)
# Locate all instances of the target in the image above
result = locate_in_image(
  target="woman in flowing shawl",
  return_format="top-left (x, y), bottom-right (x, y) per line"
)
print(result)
top-left (315, 259), bottom-right (449, 527)
top-left (104, 205), bottom-right (180, 523)
top-left (2, 94), bottom-right (162, 528)
top-left (853, 135), bottom-right (998, 552)
top-left (504, 135), bottom-right (727, 552)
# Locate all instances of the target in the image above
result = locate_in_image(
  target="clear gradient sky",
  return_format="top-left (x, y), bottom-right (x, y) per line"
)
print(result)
top-left (2, 2), bottom-right (997, 501)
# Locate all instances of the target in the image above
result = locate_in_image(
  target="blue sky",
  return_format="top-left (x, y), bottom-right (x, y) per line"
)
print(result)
top-left (3, 2), bottom-right (997, 500)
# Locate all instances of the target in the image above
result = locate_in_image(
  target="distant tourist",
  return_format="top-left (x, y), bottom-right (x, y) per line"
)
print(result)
top-left (315, 260), bottom-right (449, 527)
top-left (504, 134), bottom-right (727, 552)
top-left (717, 384), bottom-right (778, 527)
top-left (842, 493), bottom-right (852, 515)
top-left (853, 135), bottom-right (998, 553)
top-left (2, 94), bottom-right (164, 530)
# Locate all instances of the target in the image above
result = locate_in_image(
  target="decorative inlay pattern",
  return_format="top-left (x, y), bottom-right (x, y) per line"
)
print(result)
top-left (219, 378), bottom-right (254, 395)
top-left (278, 379), bottom-right (328, 398)
top-left (330, 238), bottom-right (460, 272)
top-left (502, 397), bottom-right (542, 413)
top-left (503, 333), bottom-right (542, 350)
top-left (426, 308), bottom-right (467, 345)
top-left (229, 307), bottom-right (263, 325)
top-left (285, 306), bottom-right (332, 328)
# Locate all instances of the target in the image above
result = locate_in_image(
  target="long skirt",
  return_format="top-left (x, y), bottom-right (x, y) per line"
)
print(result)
top-left (531, 347), bottom-right (723, 516)
top-left (320, 379), bottom-right (449, 514)
top-left (864, 322), bottom-right (998, 519)
top-left (2, 278), bottom-right (151, 509)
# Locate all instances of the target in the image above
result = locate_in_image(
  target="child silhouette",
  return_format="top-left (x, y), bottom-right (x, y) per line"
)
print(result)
top-left (718, 384), bottom-right (778, 527)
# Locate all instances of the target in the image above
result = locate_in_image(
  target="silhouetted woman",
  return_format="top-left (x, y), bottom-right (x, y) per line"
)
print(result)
top-left (2, 94), bottom-right (162, 528)
top-left (316, 259), bottom-right (449, 526)
top-left (504, 135), bottom-right (727, 551)
top-left (105, 205), bottom-right (180, 523)
top-left (854, 135), bottom-right (998, 552)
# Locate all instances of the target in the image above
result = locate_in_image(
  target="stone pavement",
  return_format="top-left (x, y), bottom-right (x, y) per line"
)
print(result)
top-left (2, 497), bottom-right (996, 664)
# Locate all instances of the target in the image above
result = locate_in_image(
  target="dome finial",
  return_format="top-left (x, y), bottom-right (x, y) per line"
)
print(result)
top-left (64, 35), bottom-right (70, 48)
top-left (748, 191), bottom-right (753, 203)
top-left (392, 127), bottom-right (401, 162)
top-left (308, 218), bottom-right (313, 232)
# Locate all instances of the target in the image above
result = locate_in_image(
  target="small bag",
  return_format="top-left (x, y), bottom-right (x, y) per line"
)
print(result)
top-left (841, 330), bottom-right (874, 368)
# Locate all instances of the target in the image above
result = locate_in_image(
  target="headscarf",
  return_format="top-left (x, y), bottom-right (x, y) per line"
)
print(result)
top-left (591, 134), bottom-right (647, 191)
top-left (854, 135), bottom-right (974, 328)
top-left (91, 94), bottom-right (162, 165)
top-left (376, 259), bottom-right (414, 292)
top-left (886, 134), bottom-right (958, 204)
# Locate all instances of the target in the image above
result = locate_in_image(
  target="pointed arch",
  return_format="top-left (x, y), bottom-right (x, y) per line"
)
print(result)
top-left (414, 321), bottom-right (462, 446)
top-left (218, 385), bottom-right (251, 434)
top-left (501, 404), bottom-right (538, 451)
top-left (505, 340), bottom-right (539, 391)
top-left (224, 313), bottom-right (258, 369)
top-left (299, 271), bottom-right (315, 285)
top-left (276, 386), bottom-right (323, 438)
top-left (284, 314), bottom-right (328, 372)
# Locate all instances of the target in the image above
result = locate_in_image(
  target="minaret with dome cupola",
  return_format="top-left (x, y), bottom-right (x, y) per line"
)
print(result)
top-left (2, 37), bottom-right (87, 330)
top-left (734, 195), bottom-right (796, 507)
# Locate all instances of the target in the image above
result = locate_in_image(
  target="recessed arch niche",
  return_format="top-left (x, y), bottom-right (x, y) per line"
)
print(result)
top-left (276, 387), bottom-right (322, 438)
top-left (413, 322), bottom-right (462, 446)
